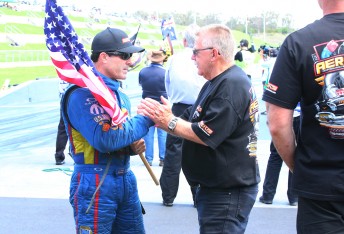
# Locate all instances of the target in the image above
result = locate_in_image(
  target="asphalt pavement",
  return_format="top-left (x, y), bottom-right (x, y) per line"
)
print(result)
top-left (0, 74), bottom-right (297, 234)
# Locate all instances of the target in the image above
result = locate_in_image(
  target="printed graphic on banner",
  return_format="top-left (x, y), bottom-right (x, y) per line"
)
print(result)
top-left (161, 17), bottom-right (177, 40)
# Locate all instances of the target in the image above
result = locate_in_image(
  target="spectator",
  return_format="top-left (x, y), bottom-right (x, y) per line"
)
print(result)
top-left (234, 39), bottom-right (255, 78)
top-left (160, 23), bottom-right (206, 207)
top-left (54, 80), bottom-right (69, 165)
top-left (259, 46), bottom-right (278, 115)
top-left (263, 1), bottom-right (344, 233)
top-left (62, 27), bottom-right (154, 233)
top-left (138, 24), bottom-right (260, 233)
top-left (139, 50), bottom-right (168, 166)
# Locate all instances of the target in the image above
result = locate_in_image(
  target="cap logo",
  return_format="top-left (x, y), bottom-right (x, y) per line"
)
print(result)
top-left (122, 37), bottom-right (130, 43)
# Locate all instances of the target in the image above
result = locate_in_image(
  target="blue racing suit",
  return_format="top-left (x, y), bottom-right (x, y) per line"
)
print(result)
top-left (61, 74), bottom-right (154, 234)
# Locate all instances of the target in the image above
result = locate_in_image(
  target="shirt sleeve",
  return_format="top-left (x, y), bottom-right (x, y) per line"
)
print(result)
top-left (234, 51), bottom-right (243, 62)
top-left (191, 98), bottom-right (241, 149)
top-left (262, 40), bottom-right (301, 110)
top-left (164, 57), bottom-right (172, 97)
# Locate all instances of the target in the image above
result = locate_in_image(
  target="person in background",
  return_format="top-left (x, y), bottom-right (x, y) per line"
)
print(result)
top-left (54, 80), bottom-right (69, 165)
top-left (160, 23), bottom-right (206, 207)
top-left (139, 50), bottom-right (168, 166)
top-left (259, 46), bottom-right (278, 115)
top-left (259, 103), bottom-right (300, 206)
top-left (62, 27), bottom-right (154, 234)
top-left (234, 39), bottom-right (255, 79)
top-left (263, 1), bottom-right (344, 233)
top-left (138, 24), bottom-right (260, 233)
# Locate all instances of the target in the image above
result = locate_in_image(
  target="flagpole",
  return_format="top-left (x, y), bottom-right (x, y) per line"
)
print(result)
top-left (139, 153), bottom-right (160, 185)
top-left (130, 23), bottom-right (141, 45)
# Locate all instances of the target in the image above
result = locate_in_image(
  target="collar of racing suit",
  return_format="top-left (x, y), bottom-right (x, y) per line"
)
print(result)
top-left (97, 72), bottom-right (121, 91)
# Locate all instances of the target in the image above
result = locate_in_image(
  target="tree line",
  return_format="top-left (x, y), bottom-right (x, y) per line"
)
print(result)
top-left (135, 10), bottom-right (295, 35)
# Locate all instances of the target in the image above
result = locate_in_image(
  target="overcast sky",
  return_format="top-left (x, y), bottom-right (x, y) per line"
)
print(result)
top-left (50, 0), bottom-right (323, 28)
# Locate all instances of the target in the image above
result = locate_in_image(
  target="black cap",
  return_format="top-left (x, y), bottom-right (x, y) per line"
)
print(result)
top-left (240, 39), bottom-right (249, 47)
top-left (91, 27), bottom-right (145, 53)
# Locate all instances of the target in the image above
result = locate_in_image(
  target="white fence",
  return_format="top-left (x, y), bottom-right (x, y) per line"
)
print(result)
top-left (0, 50), bottom-right (50, 63)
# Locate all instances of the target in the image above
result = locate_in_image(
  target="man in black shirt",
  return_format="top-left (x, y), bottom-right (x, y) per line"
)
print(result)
top-left (263, 1), bottom-right (344, 233)
top-left (138, 24), bottom-right (260, 233)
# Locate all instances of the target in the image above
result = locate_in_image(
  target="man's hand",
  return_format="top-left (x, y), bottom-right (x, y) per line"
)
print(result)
top-left (130, 139), bottom-right (146, 155)
top-left (137, 96), bottom-right (173, 129)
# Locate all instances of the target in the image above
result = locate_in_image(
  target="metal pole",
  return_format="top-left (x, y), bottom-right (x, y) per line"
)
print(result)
top-left (263, 12), bottom-right (266, 42)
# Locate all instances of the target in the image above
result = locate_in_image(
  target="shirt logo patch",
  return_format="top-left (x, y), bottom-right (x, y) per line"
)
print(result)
top-left (192, 105), bottom-right (202, 119)
top-left (265, 82), bottom-right (278, 94)
top-left (198, 121), bottom-right (213, 136)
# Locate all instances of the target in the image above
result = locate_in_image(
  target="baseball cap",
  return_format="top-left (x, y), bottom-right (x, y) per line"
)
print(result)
top-left (91, 27), bottom-right (145, 53)
top-left (240, 39), bottom-right (249, 47)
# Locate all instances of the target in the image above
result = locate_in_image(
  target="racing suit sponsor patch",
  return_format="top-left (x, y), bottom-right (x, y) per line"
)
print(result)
top-left (102, 123), bottom-right (111, 132)
top-left (93, 114), bottom-right (110, 123)
top-left (90, 103), bottom-right (104, 115)
top-left (79, 226), bottom-right (93, 234)
top-left (198, 121), bottom-right (213, 136)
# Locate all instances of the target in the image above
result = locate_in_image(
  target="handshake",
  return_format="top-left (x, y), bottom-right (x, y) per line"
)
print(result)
top-left (137, 96), bottom-right (173, 131)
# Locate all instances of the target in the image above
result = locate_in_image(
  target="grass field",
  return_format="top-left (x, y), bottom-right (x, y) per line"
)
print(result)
top-left (0, 5), bottom-right (286, 87)
top-left (1, 65), bottom-right (57, 85)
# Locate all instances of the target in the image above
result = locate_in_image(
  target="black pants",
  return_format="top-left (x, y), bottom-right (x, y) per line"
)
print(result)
top-left (160, 103), bottom-right (196, 204)
top-left (297, 197), bottom-right (344, 234)
top-left (197, 184), bottom-right (258, 234)
top-left (261, 116), bottom-right (300, 203)
top-left (55, 110), bottom-right (68, 161)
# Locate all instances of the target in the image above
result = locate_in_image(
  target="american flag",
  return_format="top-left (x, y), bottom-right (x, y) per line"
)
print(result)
top-left (44, 0), bottom-right (128, 125)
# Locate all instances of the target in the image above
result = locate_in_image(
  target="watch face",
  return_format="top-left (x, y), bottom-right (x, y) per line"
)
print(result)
top-left (168, 117), bottom-right (177, 130)
top-left (168, 121), bottom-right (175, 129)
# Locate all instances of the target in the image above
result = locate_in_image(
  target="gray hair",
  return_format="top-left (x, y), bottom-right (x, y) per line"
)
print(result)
top-left (184, 23), bottom-right (200, 48)
top-left (196, 24), bottom-right (235, 63)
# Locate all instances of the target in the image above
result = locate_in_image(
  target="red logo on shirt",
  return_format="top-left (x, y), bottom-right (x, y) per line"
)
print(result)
top-left (198, 121), bottom-right (213, 136)
top-left (266, 82), bottom-right (278, 93)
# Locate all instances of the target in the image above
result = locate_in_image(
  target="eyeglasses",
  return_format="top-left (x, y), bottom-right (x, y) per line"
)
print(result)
top-left (192, 47), bottom-right (213, 56)
top-left (106, 51), bottom-right (132, 60)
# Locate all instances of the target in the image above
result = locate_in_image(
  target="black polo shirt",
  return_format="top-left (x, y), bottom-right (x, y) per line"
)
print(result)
top-left (181, 65), bottom-right (260, 189)
top-left (263, 13), bottom-right (344, 201)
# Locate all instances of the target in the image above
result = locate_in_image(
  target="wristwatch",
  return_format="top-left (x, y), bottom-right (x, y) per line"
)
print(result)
top-left (168, 117), bottom-right (178, 132)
